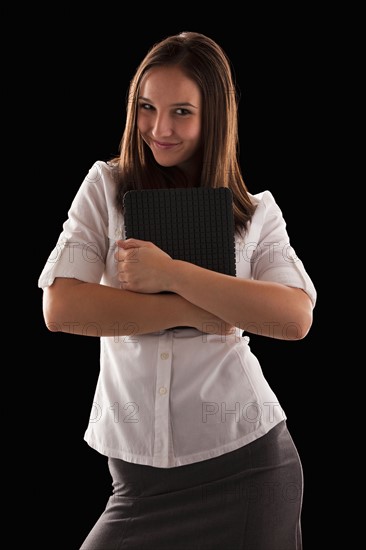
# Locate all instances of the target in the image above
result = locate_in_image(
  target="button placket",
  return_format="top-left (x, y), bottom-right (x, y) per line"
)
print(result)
top-left (153, 331), bottom-right (173, 465)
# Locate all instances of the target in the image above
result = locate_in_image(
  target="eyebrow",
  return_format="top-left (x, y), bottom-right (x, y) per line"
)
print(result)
top-left (138, 96), bottom-right (199, 109)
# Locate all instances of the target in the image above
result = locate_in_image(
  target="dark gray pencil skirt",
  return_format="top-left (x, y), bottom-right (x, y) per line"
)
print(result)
top-left (80, 421), bottom-right (303, 550)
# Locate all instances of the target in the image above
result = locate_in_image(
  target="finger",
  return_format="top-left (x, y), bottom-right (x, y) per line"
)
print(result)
top-left (114, 247), bottom-right (128, 262)
top-left (117, 239), bottom-right (152, 249)
top-left (114, 244), bottom-right (138, 262)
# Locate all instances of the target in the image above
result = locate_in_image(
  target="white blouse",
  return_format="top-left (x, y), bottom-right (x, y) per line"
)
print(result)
top-left (38, 161), bottom-right (317, 468)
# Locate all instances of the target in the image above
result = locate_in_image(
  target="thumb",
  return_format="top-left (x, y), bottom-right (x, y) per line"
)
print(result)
top-left (116, 238), bottom-right (150, 249)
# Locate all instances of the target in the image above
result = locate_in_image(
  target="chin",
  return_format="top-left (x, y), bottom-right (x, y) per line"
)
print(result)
top-left (153, 157), bottom-right (179, 168)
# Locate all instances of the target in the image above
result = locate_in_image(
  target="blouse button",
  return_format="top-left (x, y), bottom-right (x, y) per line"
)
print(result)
top-left (160, 352), bottom-right (169, 360)
top-left (159, 387), bottom-right (168, 395)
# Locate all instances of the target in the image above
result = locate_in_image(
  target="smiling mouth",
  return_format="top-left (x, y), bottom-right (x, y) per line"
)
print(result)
top-left (153, 140), bottom-right (180, 149)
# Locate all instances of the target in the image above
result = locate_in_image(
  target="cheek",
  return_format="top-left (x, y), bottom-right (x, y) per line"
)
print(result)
top-left (137, 113), bottom-right (149, 134)
top-left (186, 126), bottom-right (202, 147)
top-left (185, 120), bottom-right (201, 142)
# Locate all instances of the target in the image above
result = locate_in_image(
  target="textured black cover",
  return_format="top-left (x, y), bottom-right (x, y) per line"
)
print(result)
top-left (123, 188), bottom-right (236, 276)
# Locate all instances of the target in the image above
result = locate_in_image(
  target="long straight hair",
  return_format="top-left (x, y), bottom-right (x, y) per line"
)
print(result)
top-left (111, 31), bottom-right (256, 232)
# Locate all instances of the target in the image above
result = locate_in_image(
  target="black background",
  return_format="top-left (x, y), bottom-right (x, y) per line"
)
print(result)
top-left (28, 14), bottom-right (326, 549)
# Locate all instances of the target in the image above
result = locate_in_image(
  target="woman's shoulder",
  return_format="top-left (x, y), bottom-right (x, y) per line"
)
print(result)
top-left (247, 189), bottom-right (285, 224)
top-left (249, 189), bottom-right (278, 209)
top-left (65, 160), bottom-right (119, 216)
top-left (77, 160), bottom-right (117, 196)
top-left (85, 160), bottom-right (116, 183)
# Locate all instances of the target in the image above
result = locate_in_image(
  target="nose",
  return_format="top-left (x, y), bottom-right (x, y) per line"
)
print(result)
top-left (151, 111), bottom-right (173, 138)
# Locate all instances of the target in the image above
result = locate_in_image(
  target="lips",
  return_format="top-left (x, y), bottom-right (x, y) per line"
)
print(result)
top-left (152, 140), bottom-right (180, 150)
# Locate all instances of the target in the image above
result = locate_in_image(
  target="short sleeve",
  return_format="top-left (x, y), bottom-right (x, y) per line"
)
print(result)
top-left (245, 190), bottom-right (317, 308)
top-left (38, 161), bottom-right (112, 289)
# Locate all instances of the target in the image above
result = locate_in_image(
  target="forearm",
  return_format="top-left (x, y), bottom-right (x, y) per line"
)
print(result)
top-left (169, 261), bottom-right (313, 340)
top-left (42, 278), bottom-right (203, 336)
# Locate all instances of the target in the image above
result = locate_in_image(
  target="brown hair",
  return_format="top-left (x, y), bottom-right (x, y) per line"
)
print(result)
top-left (111, 31), bottom-right (256, 232)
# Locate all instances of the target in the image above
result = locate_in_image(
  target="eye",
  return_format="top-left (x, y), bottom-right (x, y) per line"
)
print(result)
top-left (175, 108), bottom-right (191, 116)
top-left (138, 102), bottom-right (154, 111)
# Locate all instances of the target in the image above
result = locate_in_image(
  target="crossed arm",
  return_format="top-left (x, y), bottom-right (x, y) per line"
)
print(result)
top-left (43, 239), bottom-right (313, 340)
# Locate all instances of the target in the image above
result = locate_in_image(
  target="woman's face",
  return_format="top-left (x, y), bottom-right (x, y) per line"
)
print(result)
top-left (137, 65), bottom-right (202, 178)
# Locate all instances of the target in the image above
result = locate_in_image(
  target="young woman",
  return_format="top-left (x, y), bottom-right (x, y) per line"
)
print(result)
top-left (39, 31), bottom-right (316, 549)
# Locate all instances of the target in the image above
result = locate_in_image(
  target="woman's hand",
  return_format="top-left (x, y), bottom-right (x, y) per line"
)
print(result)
top-left (115, 239), bottom-right (236, 335)
top-left (115, 239), bottom-right (175, 293)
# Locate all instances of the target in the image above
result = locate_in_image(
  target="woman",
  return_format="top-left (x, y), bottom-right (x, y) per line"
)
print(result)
top-left (39, 31), bottom-right (316, 549)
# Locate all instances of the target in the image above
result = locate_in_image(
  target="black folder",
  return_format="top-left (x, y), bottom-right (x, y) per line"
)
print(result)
top-left (123, 187), bottom-right (236, 276)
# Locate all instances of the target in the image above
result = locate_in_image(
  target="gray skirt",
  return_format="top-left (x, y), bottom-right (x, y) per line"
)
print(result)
top-left (80, 421), bottom-right (303, 550)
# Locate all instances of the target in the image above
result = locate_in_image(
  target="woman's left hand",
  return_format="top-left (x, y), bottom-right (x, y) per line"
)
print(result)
top-left (115, 239), bottom-right (175, 293)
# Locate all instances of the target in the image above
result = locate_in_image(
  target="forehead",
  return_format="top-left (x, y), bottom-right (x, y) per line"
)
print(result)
top-left (139, 66), bottom-right (201, 103)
